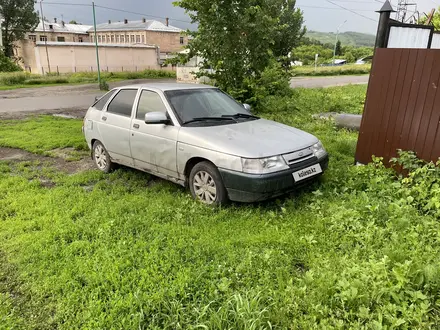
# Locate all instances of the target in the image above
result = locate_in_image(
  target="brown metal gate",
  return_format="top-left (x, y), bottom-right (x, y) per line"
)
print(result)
top-left (356, 48), bottom-right (440, 165)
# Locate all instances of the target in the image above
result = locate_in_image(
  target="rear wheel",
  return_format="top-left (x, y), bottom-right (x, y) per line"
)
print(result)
top-left (92, 141), bottom-right (114, 173)
top-left (189, 161), bottom-right (228, 205)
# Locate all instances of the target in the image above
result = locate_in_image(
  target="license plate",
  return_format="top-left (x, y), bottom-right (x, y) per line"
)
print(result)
top-left (293, 164), bottom-right (322, 182)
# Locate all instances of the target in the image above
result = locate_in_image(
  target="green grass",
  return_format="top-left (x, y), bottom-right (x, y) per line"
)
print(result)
top-left (0, 116), bottom-right (87, 155)
top-left (1, 85), bottom-right (440, 328)
top-left (292, 64), bottom-right (371, 77)
top-left (0, 70), bottom-right (176, 90)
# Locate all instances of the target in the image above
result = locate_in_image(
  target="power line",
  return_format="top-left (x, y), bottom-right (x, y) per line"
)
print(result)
top-left (40, 2), bottom-right (92, 7)
top-left (300, 5), bottom-right (382, 12)
top-left (325, 0), bottom-right (378, 21)
top-left (39, 1), bottom-right (192, 24)
top-left (94, 5), bottom-right (192, 24)
top-left (331, 0), bottom-right (381, 2)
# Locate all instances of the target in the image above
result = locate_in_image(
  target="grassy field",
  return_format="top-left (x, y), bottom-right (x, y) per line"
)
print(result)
top-left (292, 64), bottom-right (371, 77)
top-left (0, 70), bottom-right (176, 90)
top-left (1, 85), bottom-right (440, 329)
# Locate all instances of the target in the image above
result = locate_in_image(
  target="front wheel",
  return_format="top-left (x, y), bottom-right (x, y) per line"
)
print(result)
top-left (92, 141), bottom-right (114, 173)
top-left (189, 162), bottom-right (228, 205)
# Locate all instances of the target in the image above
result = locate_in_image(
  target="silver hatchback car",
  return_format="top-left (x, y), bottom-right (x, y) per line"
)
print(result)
top-left (83, 83), bottom-right (328, 204)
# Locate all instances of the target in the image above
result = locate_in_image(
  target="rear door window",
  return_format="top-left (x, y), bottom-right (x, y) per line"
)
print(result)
top-left (106, 89), bottom-right (138, 117)
top-left (93, 90), bottom-right (116, 110)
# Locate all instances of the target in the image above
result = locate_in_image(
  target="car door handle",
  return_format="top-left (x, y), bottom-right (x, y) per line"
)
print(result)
top-left (102, 116), bottom-right (107, 121)
top-left (133, 124), bottom-right (140, 129)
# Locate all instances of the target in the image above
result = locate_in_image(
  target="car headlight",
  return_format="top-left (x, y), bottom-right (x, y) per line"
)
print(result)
top-left (311, 141), bottom-right (327, 159)
top-left (242, 156), bottom-right (288, 174)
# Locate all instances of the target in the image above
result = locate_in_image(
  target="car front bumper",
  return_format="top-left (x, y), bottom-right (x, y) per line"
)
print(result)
top-left (219, 155), bottom-right (329, 203)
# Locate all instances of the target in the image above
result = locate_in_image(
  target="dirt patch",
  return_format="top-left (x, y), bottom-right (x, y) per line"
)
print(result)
top-left (0, 147), bottom-right (94, 175)
top-left (0, 108), bottom-right (87, 120)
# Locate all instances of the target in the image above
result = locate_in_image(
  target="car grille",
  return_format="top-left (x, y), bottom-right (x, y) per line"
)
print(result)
top-left (283, 148), bottom-right (317, 169)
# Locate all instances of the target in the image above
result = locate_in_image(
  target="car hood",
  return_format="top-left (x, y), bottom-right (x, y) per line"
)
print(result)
top-left (178, 119), bottom-right (319, 158)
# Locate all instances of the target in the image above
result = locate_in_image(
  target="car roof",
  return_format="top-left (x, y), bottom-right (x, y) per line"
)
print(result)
top-left (115, 83), bottom-right (217, 92)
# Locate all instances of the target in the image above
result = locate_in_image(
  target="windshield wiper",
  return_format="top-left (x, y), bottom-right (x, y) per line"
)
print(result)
top-left (182, 117), bottom-right (236, 126)
top-left (222, 113), bottom-right (260, 119)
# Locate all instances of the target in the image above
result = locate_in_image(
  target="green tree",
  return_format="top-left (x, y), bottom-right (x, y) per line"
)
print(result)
top-left (335, 40), bottom-right (342, 56)
top-left (342, 45), bottom-right (373, 61)
top-left (344, 51), bottom-right (355, 63)
top-left (292, 44), bottom-right (333, 65)
top-left (0, 0), bottom-right (39, 58)
top-left (174, 0), bottom-right (305, 95)
top-left (69, 20), bottom-right (78, 24)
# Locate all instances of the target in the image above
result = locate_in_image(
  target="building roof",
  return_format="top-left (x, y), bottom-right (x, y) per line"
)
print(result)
top-left (34, 20), bottom-right (92, 34)
top-left (35, 41), bottom-right (158, 49)
top-left (90, 19), bottom-right (182, 33)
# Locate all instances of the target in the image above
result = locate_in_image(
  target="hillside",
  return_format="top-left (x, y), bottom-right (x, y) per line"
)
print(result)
top-left (306, 31), bottom-right (376, 47)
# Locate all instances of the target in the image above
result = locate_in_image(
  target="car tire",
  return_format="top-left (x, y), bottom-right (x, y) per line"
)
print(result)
top-left (189, 161), bottom-right (228, 205)
top-left (92, 141), bottom-right (114, 173)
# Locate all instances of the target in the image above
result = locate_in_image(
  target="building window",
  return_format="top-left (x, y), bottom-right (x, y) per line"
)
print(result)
top-left (29, 35), bottom-right (37, 42)
top-left (111, 35), bottom-right (115, 43)
top-left (180, 36), bottom-right (184, 45)
top-left (120, 35), bottom-right (125, 43)
top-left (142, 35), bottom-right (145, 44)
top-left (116, 35), bottom-right (120, 43)
top-left (57, 36), bottom-right (65, 42)
top-left (136, 35), bottom-right (141, 43)
top-left (79, 36), bottom-right (83, 43)
top-left (130, 35), bottom-right (135, 43)
top-left (103, 35), bottom-right (107, 43)
top-left (40, 35), bottom-right (47, 42)
top-left (98, 35), bottom-right (102, 43)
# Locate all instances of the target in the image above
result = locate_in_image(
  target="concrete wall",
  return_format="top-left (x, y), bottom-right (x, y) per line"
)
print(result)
top-left (90, 30), bottom-right (187, 53)
top-left (32, 43), bottom-right (160, 74)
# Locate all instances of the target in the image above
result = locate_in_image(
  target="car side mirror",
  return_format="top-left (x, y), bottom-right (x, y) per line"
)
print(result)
top-left (145, 112), bottom-right (169, 125)
top-left (243, 103), bottom-right (252, 113)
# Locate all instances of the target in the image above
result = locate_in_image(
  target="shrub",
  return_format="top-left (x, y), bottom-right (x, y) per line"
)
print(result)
top-left (228, 60), bottom-right (293, 110)
top-left (0, 52), bottom-right (22, 72)
top-left (391, 150), bottom-right (440, 218)
top-left (99, 79), bottom-right (109, 91)
top-left (292, 64), bottom-right (371, 77)
top-left (0, 72), bottom-right (28, 85)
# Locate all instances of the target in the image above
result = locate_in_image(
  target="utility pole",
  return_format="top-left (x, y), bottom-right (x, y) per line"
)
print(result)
top-left (92, 2), bottom-right (101, 87)
top-left (396, 0), bottom-right (418, 23)
top-left (333, 20), bottom-right (347, 66)
top-left (40, 0), bottom-right (51, 74)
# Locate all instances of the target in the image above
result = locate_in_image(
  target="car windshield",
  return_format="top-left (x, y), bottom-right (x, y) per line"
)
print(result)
top-left (164, 88), bottom-right (252, 125)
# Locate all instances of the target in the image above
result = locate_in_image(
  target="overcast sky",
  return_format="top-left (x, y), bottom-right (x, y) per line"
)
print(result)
top-left (38, 0), bottom-right (439, 35)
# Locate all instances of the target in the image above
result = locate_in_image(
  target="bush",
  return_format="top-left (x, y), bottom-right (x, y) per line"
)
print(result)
top-left (0, 69), bottom-right (176, 88)
top-left (0, 72), bottom-right (28, 85)
top-left (99, 79), bottom-right (109, 91)
top-left (391, 150), bottom-right (440, 218)
top-left (228, 60), bottom-right (293, 110)
top-left (0, 52), bottom-right (22, 72)
top-left (292, 64), bottom-right (371, 76)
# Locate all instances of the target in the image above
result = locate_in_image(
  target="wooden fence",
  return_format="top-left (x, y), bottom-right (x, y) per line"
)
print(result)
top-left (355, 48), bottom-right (440, 165)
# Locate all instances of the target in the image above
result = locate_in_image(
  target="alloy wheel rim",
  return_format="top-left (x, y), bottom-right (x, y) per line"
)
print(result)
top-left (193, 171), bottom-right (217, 204)
top-left (94, 145), bottom-right (108, 170)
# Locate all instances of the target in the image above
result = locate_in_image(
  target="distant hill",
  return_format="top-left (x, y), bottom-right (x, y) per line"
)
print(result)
top-left (306, 31), bottom-right (376, 47)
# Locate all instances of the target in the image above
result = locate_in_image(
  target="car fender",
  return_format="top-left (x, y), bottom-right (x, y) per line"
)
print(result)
top-left (177, 142), bottom-right (243, 179)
